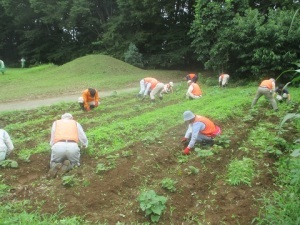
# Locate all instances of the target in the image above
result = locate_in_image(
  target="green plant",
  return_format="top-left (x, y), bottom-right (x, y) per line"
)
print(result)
top-left (161, 178), bottom-right (177, 193)
top-left (0, 160), bottom-right (18, 168)
top-left (0, 183), bottom-right (11, 197)
top-left (62, 175), bottom-right (79, 187)
top-left (226, 157), bottom-right (255, 186)
top-left (185, 166), bottom-right (200, 175)
top-left (138, 190), bottom-right (167, 223)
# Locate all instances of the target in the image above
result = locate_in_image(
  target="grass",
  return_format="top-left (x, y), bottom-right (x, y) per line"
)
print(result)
top-left (0, 54), bottom-right (185, 103)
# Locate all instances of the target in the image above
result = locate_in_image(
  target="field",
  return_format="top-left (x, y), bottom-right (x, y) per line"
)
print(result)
top-left (0, 55), bottom-right (299, 225)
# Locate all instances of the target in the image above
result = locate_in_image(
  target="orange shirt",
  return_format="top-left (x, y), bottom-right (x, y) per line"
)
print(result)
top-left (82, 89), bottom-right (99, 110)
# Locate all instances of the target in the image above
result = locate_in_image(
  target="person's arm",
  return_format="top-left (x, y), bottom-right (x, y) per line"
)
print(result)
top-left (49, 122), bottom-right (56, 146)
top-left (143, 83), bottom-right (151, 96)
top-left (83, 92), bottom-right (90, 110)
top-left (187, 122), bottom-right (205, 148)
top-left (271, 81), bottom-right (276, 92)
top-left (4, 131), bottom-right (14, 155)
top-left (77, 123), bottom-right (88, 148)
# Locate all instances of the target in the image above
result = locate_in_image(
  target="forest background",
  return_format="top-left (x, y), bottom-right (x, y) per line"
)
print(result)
top-left (0, 0), bottom-right (300, 80)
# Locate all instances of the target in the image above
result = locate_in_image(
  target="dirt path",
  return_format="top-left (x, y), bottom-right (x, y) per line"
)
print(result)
top-left (0, 87), bottom-right (138, 112)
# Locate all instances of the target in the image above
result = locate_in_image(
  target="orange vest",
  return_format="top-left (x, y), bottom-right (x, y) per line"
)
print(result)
top-left (259, 80), bottom-right (272, 90)
top-left (194, 115), bottom-right (216, 136)
top-left (144, 77), bottom-right (155, 83)
top-left (191, 83), bottom-right (202, 96)
top-left (150, 79), bottom-right (159, 90)
top-left (53, 120), bottom-right (79, 143)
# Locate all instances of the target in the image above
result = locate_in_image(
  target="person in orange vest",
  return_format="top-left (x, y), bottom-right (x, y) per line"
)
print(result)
top-left (78, 88), bottom-right (100, 111)
top-left (251, 78), bottom-right (278, 111)
top-left (48, 113), bottom-right (88, 178)
top-left (186, 80), bottom-right (202, 99)
top-left (140, 77), bottom-right (165, 101)
top-left (137, 77), bottom-right (156, 97)
top-left (181, 111), bottom-right (221, 155)
top-left (219, 73), bottom-right (230, 87)
top-left (185, 73), bottom-right (198, 83)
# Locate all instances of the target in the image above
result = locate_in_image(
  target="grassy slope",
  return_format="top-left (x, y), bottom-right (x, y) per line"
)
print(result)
top-left (0, 54), bottom-right (185, 103)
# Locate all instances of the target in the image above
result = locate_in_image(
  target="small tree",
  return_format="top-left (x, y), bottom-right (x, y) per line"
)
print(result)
top-left (124, 43), bottom-right (144, 68)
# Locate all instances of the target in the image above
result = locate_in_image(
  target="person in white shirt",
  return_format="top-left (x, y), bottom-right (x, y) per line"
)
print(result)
top-left (0, 129), bottom-right (14, 161)
top-left (48, 113), bottom-right (88, 178)
top-left (219, 73), bottom-right (230, 87)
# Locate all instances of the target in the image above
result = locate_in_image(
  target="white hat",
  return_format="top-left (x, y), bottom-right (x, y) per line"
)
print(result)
top-left (270, 78), bottom-right (275, 82)
top-left (61, 113), bottom-right (73, 119)
top-left (183, 111), bottom-right (195, 121)
top-left (169, 82), bottom-right (174, 87)
top-left (187, 80), bottom-right (192, 84)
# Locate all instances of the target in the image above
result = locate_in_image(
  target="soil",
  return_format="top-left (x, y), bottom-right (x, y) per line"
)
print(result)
top-left (0, 94), bottom-right (291, 224)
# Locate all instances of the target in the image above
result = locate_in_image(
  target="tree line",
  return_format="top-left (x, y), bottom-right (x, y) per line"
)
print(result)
top-left (0, 0), bottom-right (299, 79)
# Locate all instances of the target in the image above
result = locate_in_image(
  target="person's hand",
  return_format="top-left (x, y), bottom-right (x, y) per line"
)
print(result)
top-left (86, 107), bottom-right (91, 112)
top-left (181, 137), bottom-right (187, 143)
top-left (183, 147), bottom-right (190, 155)
top-left (95, 102), bottom-right (99, 107)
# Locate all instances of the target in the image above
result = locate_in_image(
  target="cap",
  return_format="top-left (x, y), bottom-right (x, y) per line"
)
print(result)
top-left (61, 113), bottom-right (73, 119)
top-left (183, 111), bottom-right (195, 121)
top-left (270, 78), bottom-right (275, 82)
top-left (187, 80), bottom-right (192, 84)
top-left (169, 82), bottom-right (174, 87)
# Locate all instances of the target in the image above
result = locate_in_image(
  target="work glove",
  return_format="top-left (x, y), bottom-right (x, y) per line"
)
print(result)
top-left (183, 147), bottom-right (190, 155)
top-left (181, 137), bottom-right (188, 143)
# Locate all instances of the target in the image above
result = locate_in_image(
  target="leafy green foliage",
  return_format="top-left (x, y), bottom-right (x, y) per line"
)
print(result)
top-left (62, 175), bottom-right (79, 187)
top-left (124, 43), bottom-right (144, 68)
top-left (226, 157), bottom-right (255, 186)
top-left (0, 183), bottom-right (11, 197)
top-left (161, 178), bottom-right (177, 193)
top-left (0, 160), bottom-right (18, 168)
top-left (185, 166), bottom-right (199, 175)
top-left (138, 190), bottom-right (167, 222)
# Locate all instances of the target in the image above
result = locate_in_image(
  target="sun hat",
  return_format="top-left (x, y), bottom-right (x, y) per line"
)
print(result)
top-left (169, 82), bottom-right (174, 87)
top-left (183, 111), bottom-right (195, 121)
top-left (61, 113), bottom-right (73, 119)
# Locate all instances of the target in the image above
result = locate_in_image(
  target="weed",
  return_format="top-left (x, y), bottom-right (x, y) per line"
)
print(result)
top-left (226, 157), bottom-right (255, 186)
top-left (62, 175), bottom-right (79, 187)
top-left (161, 178), bottom-right (177, 192)
top-left (185, 166), bottom-right (200, 175)
top-left (0, 160), bottom-right (18, 168)
top-left (138, 190), bottom-right (167, 223)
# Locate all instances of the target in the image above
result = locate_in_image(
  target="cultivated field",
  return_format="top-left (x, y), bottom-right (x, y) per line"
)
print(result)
top-left (0, 55), bottom-right (299, 225)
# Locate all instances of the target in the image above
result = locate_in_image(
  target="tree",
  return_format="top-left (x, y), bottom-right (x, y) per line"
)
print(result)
top-left (124, 43), bottom-right (144, 68)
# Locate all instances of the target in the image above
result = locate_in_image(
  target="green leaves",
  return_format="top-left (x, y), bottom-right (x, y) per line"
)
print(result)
top-left (138, 190), bottom-right (167, 222)
top-left (226, 157), bottom-right (255, 186)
